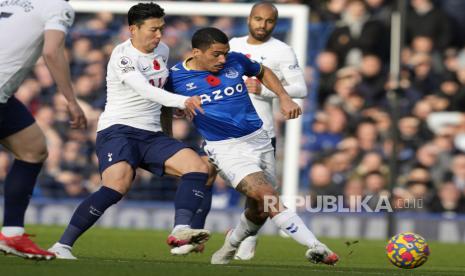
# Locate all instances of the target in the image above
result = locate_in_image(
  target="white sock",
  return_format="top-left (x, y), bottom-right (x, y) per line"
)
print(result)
top-left (229, 213), bottom-right (262, 247)
top-left (1, 226), bottom-right (25, 237)
top-left (242, 234), bottom-right (258, 243)
top-left (55, 242), bottom-right (72, 249)
top-left (172, 224), bottom-right (190, 234)
top-left (271, 209), bottom-right (319, 248)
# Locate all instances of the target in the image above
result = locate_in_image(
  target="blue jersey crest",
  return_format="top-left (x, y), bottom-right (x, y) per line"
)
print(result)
top-left (166, 52), bottom-right (263, 141)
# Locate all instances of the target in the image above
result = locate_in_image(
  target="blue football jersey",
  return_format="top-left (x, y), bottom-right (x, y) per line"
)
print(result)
top-left (166, 52), bottom-right (263, 141)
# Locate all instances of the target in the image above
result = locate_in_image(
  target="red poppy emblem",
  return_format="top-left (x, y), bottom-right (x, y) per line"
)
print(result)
top-left (205, 75), bottom-right (221, 87)
top-left (245, 54), bottom-right (251, 59)
top-left (153, 59), bottom-right (160, 70)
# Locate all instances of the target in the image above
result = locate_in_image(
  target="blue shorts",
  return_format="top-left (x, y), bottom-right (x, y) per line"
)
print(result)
top-left (95, 124), bottom-right (189, 176)
top-left (0, 97), bottom-right (35, 139)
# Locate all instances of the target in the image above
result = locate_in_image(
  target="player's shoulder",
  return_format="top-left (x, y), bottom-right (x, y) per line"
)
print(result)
top-left (154, 41), bottom-right (169, 58)
top-left (39, 0), bottom-right (73, 13)
top-left (229, 36), bottom-right (248, 46)
top-left (168, 61), bottom-right (185, 75)
top-left (266, 37), bottom-right (293, 51)
top-left (227, 51), bottom-right (247, 60)
top-left (109, 40), bottom-right (138, 67)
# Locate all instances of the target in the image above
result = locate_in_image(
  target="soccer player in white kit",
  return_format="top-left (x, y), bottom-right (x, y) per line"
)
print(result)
top-left (229, 2), bottom-right (308, 260)
top-left (0, 0), bottom-right (86, 260)
top-left (49, 3), bottom-right (211, 259)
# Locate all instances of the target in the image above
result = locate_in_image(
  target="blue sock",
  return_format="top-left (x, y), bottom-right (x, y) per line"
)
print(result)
top-left (3, 159), bottom-right (42, 227)
top-left (59, 186), bottom-right (122, 246)
top-left (191, 185), bottom-right (212, 229)
top-left (174, 172), bottom-right (208, 226)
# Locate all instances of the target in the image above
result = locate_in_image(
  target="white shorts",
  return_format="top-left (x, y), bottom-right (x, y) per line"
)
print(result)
top-left (204, 128), bottom-right (277, 188)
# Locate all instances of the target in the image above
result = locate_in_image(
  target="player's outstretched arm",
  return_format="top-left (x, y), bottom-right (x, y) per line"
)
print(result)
top-left (43, 30), bottom-right (87, 129)
top-left (257, 66), bottom-right (302, 120)
top-left (122, 73), bottom-right (204, 116)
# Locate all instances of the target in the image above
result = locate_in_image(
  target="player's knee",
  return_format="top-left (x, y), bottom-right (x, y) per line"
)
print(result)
top-left (19, 145), bottom-right (48, 163)
top-left (184, 160), bottom-right (209, 174)
top-left (104, 177), bottom-right (132, 195)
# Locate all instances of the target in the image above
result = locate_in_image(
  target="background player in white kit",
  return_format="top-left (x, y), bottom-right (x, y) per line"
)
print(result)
top-left (0, 0), bottom-right (86, 260)
top-left (49, 2), bottom-right (211, 260)
top-left (229, 2), bottom-right (308, 260)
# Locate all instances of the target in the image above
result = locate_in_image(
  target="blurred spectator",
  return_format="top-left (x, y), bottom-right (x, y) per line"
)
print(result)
top-left (316, 50), bottom-right (339, 105)
top-left (429, 181), bottom-right (465, 214)
top-left (406, 0), bottom-right (452, 51)
top-left (357, 53), bottom-right (387, 107)
top-left (326, 0), bottom-right (386, 66)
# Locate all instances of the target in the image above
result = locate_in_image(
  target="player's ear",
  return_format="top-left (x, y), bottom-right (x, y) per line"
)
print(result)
top-left (192, 48), bottom-right (202, 57)
top-left (129, 25), bottom-right (136, 35)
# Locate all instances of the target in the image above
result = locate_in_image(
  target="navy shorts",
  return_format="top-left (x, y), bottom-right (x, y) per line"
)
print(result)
top-left (95, 124), bottom-right (189, 176)
top-left (0, 97), bottom-right (35, 139)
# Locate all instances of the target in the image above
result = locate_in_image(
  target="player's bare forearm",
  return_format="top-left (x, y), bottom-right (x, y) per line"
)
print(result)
top-left (257, 66), bottom-right (291, 100)
top-left (161, 106), bottom-right (173, 137)
top-left (42, 30), bottom-right (77, 104)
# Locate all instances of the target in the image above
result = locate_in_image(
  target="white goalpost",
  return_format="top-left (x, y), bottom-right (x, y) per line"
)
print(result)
top-left (70, 1), bottom-right (310, 208)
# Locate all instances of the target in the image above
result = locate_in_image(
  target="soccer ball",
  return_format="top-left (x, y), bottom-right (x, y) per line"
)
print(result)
top-left (386, 232), bottom-right (430, 269)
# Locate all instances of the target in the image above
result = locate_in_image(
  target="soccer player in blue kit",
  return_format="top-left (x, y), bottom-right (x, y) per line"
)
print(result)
top-left (166, 27), bottom-right (339, 265)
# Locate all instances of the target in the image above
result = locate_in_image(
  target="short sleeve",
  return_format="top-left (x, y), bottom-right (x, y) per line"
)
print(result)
top-left (110, 52), bottom-right (138, 82)
top-left (230, 52), bottom-right (262, 77)
top-left (278, 46), bottom-right (302, 79)
top-left (42, 1), bottom-right (75, 33)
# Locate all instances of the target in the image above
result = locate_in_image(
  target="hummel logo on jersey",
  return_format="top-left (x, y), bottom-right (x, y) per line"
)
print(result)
top-left (0, 12), bottom-right (13, 19)
top-left (171, 65), bottom-right (180, 71)
top-left (285, 223), bottom-right (299, 233)
top-left (108, 153), bottom-right (113, 162)
top-left (186, 82), bottom-right (197, 90)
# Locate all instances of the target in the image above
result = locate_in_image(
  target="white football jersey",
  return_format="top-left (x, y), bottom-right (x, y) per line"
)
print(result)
top-left (0, 0), bottom-right (74, 103)
top-left (229, 36), bottom-right (307, 138)
top-left (97, 39), bottom-right (171, 132)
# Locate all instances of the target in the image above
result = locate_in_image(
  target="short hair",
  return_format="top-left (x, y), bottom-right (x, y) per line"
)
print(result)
top-left (192, 27), bottom-right (229, 51)
top-left (128, 2), bottom-right (165, 26)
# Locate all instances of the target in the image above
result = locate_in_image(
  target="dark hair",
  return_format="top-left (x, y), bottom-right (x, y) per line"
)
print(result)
top-left (128, 2), bottom-right (165, 26)
top-left (192, 27), bottom-right (229, 51)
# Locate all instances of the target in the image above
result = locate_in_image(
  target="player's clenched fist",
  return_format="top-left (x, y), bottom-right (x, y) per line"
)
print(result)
top-left (184, 96), bottom-right (204, 118)
top-left (279, 96), bottom-right (302, 119)
top-left (68, 101), bottom-right (88, 129)
top-left (245, 77), bottom-right (262, 95)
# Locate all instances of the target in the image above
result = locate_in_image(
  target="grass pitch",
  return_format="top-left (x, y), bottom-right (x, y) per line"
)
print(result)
top-left (1, 225), bottom-right (465, 276)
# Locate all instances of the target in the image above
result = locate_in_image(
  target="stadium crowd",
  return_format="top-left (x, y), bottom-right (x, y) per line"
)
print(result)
top-left (1, 0), bottom-right (465, 214)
